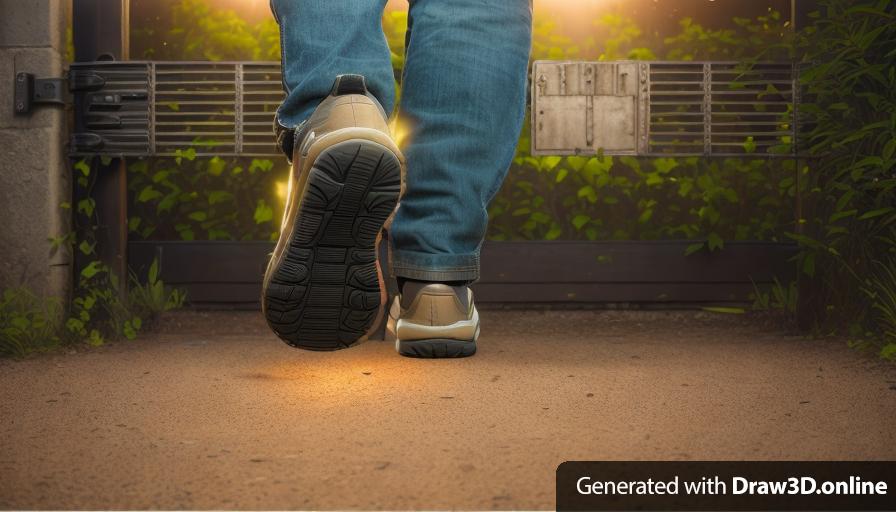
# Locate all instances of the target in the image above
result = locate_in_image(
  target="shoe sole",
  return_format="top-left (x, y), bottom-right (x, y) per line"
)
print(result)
top-left (396, 339), bottom-right (478, 358)
top-left (263, 139), bottom-right (401, 350)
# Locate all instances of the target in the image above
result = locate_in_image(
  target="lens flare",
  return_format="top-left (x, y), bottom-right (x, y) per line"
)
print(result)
top-left (390, 117), bottom-right (412, 149)
top-left (275, 179), bottom-right (288, 201)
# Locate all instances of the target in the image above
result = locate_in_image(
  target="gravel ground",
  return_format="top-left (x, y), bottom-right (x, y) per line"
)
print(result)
top-left (1, 310), bottom-right (894, 510)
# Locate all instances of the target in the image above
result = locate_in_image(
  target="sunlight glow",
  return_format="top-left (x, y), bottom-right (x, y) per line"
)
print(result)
top-left (275, 179), bottom-right (288, 201)
top-left (390, 117), bottom-right (412, 149)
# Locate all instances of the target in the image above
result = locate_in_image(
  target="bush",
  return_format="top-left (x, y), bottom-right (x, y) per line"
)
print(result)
top-left (0, 288), bottom-right (63, 358)
top-left (789, 0), bottom-right (896, 355)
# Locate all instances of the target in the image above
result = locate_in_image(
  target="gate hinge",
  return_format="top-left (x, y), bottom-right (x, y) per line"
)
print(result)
top-left (14, 70), bottom-right (106, 116)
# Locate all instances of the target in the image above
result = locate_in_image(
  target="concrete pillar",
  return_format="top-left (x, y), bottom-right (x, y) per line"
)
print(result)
top-left (0, 0), bottom-right (72, 300)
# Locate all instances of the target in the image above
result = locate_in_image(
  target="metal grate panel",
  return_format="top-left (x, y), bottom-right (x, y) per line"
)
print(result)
top-left (240, 62), bottom-right (284, 155)
top-left (70, 62), bottom-right (152, 156)
top-left (70, 60), bottom-right (797, 158)
top-left (531, 60), bottom-right (798, 157)
top-left (71, 61), bottom-right (283, 157)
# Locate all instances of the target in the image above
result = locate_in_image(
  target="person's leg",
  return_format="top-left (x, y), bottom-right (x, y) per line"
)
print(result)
top-left (389, 0), bottom-right (533, 282)
top-left (270, 0), bottom-right (396, 129)
top-left (387, 0), bottom-right (532, 357)
top-left (264, 0), bottom-right (402, 350)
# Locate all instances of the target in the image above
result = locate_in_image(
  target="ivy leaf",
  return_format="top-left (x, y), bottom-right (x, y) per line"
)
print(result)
top-left (137, 186), bottom-right (162, 203)
top-left (530, 212), bottom-right (551, 224)
top-left (254, 200), bottom-right (274, 224)
top-left (565, 156), bottom-right (588, 171)
top-left (880, 343), bottom-right (896, 361)
top-left (129, 160), bottom-right (149, 174)
top-left (207, 156), bottom-right (226, 176)
top-left (80, 260), bottom-right (103, 279)
top-left (685, 242), bottom-right (705, 256)
top-left (539, 156), bottom-right (562, 172)
top-left (87, 329), bottom-right (104, 347)
top-left (78, 240), bottom-right (95, 255)
top-left (577, 185), bottom-right (598, 203)
top-left (208, 190), bottom-right (233, 205)
top-left (188, 211), bottom-right (208, 222)
top-left (858, 207), bottom-right (894, 220)
top-left (177, 228), bottom-right (195, 241)
top-left (883, 139), bottom-right (896, 161)
top-left (572, 214), bottom-right (591, 230)
top-left (74, 159), bottom-right (91, 177)
top-left (653, 158), bottom-right (679, 174)
top-left (707, 233), bottom-right (724, 251)
top-left (249, 159), bottom-right (274, 174)
top-left (152, 170), bottom-right (170, 183)
top-left (123, 320), bottom-right (137, 340)
top-left (544, 225), bottom-right (563, 240)
top-left (77, 198), bottom-right (96, 217)
top-left (148, 259), bottom-right (159, 284)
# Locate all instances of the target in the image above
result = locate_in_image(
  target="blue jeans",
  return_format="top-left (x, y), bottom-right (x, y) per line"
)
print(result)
top-left (270, 0), bottom-right (533, 282)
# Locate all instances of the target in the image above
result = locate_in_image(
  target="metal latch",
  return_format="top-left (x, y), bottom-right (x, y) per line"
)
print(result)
top-left (14, 70), bottom-right (106, 116)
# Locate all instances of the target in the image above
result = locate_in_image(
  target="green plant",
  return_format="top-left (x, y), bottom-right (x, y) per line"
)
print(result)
top-left (785, 0), bottom-right (896, 347)
top-left (862, 261), bottom-right (896, 360)
top-left (0, 288), bottom-right (63, 358)
top-left (132, 0), bottom-right (280, 61)
top-left (664, 9), bottom-right (793, 61)
top-left (752, 278), bottom-right (799, 315)
top-left (489, 135), bottom-right (794, 244)
top-left (59, 157), bottom-right (188, 351)
top-left (128, 259), bottom-right (187, 327)
top-left (128, 153), bottom-right (284, 242)
top-left (128, 1), bottom-right (801, 249)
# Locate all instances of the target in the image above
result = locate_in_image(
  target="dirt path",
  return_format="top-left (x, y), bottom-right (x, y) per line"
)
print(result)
top-left (1, 310), bottom-right (894, 510)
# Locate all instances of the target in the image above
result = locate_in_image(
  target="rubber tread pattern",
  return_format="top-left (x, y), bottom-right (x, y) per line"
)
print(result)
top-left (264, 140), bottom-right (400, 350)
top-left (397, 339), bottom-right (478, 358)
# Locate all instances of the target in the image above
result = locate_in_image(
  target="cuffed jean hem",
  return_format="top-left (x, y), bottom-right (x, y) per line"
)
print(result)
top-left (389, 249), bottom-right (480, 282)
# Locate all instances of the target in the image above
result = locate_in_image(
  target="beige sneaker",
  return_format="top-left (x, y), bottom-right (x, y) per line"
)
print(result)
top-left (263, 75), bottom-right (404, 350)
top-left (387, 282), bottom-right (480, 358)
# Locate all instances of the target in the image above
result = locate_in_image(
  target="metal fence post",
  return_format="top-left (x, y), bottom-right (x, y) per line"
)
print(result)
top-left (72, 0), bottom-right (130, 293)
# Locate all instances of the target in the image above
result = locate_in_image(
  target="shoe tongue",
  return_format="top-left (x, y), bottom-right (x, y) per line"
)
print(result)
top-left (399, 281), bottom-right (468, 310)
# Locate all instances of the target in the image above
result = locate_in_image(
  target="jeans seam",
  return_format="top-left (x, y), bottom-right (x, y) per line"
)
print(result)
top-left (272, 1), bottom-right (288, 95)
top-left (390, 259), bottom-right (480, 272)
top-left (392, 263), bottom-right (480, 272)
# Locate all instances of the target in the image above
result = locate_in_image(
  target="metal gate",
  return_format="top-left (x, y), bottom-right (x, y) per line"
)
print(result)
top-left (66, 59), bottom-right (799, 159)
top-left (19, 59), bottom-right (801, 306)
top-left (531, 60), bottom-right (798, 157)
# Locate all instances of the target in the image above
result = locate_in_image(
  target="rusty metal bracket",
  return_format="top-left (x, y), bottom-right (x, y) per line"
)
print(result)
top-left (14, 70), bottom-right (106, 116)
top-left (14, 73), bottom-right (66, 115)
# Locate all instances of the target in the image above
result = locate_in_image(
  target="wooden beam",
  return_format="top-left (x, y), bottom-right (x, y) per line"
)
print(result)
top-left (129, 240), bottom-right (797, 307)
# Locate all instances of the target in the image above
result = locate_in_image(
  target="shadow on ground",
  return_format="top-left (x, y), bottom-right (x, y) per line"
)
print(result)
top-left (1, 310), bottom-right (895, 509)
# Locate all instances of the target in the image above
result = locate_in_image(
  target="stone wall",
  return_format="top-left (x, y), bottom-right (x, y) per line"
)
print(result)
top-left (0, 0), bottom-right (72, 299)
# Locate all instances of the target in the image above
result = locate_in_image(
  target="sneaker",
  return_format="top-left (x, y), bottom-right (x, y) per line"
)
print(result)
top-left (263, 75), bottom-right (403, 350)
top-left (387, 282), bottom-right (480, 358)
